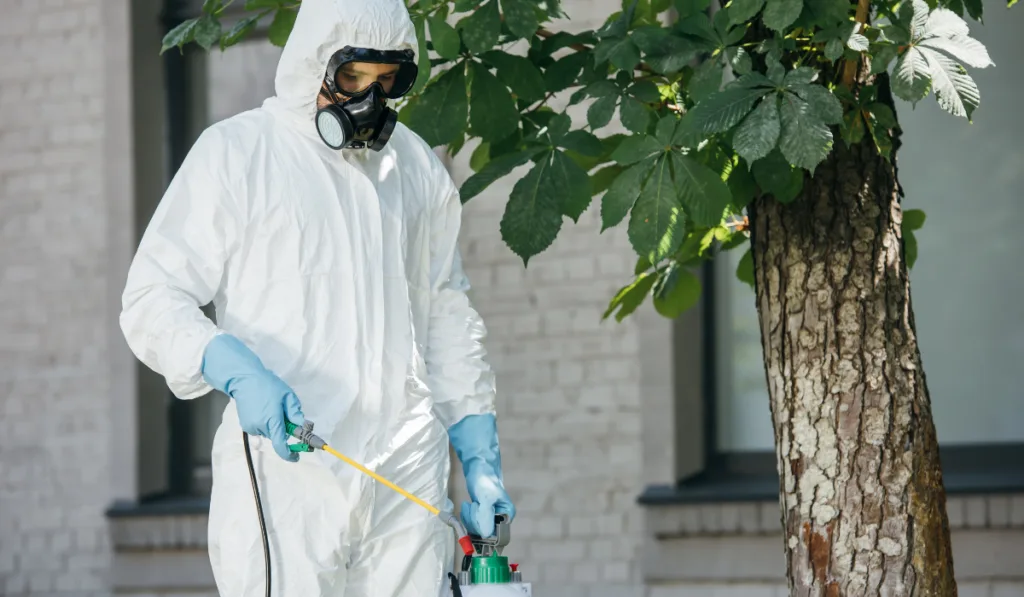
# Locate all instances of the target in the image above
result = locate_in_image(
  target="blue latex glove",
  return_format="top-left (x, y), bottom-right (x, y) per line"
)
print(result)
top-left (448, 413), bottom-right (515, 538)
top-left (201, 334), bottom-right (305, 462)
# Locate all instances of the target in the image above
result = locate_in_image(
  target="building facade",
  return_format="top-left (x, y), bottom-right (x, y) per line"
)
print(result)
top-left (1, 0), bottom-right (1023, 596)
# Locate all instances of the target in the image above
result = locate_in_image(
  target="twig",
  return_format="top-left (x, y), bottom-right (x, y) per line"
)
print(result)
top-left (842, 0), bottom-right (872, 87)
top-left (725, 216), bottom-right (750, 232)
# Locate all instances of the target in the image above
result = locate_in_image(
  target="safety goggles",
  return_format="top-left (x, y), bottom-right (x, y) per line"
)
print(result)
top-left (324, 46), bottom-right (418, 100)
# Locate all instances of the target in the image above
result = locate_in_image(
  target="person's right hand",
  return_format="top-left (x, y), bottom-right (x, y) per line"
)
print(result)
top-left (228, 368), bottom-right (305, 462)
top-left (201, 334), bottom-right (305, 462)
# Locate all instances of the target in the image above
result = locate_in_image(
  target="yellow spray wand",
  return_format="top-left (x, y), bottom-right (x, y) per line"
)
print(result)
top-left (285, 418), bottom-right (475, 556)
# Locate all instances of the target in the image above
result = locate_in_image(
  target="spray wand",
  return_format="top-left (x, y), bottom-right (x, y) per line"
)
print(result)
top-left (283, 418), bottom-right (476, 556)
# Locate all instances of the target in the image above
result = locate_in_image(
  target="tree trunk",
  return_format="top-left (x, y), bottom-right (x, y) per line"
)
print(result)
top-left (747, 132), bottom-right (956, 595)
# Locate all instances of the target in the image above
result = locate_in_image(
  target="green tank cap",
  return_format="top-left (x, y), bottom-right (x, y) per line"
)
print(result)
top-left (470, 554), bottom-right (511, 584)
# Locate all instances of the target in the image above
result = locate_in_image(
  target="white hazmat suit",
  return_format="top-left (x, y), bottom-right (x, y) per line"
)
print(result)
top-left (119, 0), bottom-right (498, 595)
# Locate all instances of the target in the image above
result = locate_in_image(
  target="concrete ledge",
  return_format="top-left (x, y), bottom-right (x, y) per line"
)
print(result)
top-left (112, 550), bottom-right (216, 592)
top-left (643, 528), bottom-right (1024, 584)
top-left (109, 511), bottom-right (215, 594)
top-left (110, 513), bottom-right (209, 550)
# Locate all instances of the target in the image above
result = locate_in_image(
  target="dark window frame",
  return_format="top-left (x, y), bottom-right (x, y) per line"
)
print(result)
top-left (638, 261), bottom-right (1024, 506)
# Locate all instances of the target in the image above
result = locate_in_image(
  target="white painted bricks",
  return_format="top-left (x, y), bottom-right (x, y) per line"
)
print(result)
top-left (0, 0), bottom-right (119, 595)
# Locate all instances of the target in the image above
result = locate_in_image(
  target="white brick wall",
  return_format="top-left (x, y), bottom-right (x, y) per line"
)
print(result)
top-left (7, 2), bottom-right (1024, 597)
top-left (0, 0), bottom-right (130, 595)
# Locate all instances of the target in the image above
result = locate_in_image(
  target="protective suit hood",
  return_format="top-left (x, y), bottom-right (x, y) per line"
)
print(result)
top-left (267, 0), bottom-right (418, 126)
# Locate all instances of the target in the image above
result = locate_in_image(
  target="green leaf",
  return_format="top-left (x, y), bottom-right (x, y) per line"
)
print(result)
top-left (202, 0), bottom-right (222, 13)
top-left (783, 67), bottom-right (818, 87)
top-left (411, 16), bottom-right (431, 95)
top-left (559, 130), bottom-right (604, 156)
top-left (655, 114), bottom-right (679, 145)
top-left (825, 38), bottom-right (844, 61)
top-left (687, 86), bottom-right (769, 135)
top-left (733, 96), bottom-right (781, 163)
top-left (871, 44), bottom-right (899, 74)
top-left (548, 150), bottom-right (593, 221)
top-left (689, 60), bottom-right (725, 103)
top-left (774, 168), bottom-right (804, 203)
top-left (461, 148), bottom-right (543, 201)
top-left (676, 13), bottom-right (718, 45)
top-left (591, 164), bottom-right (625, 196)
top-left (763, 0), bottom-right (804, 31)
top-left (602, 159), bottom-right (656, 230)
top-left (588, 95), bottom-right (619, 129)
top-left (633, 28), bottom-right (703, 73)
top-left (790, 84), bottom-right (843, 124)
top-left (778, 92), bottom-right (833, 172)
top-left (429, 15), bottom-right (462, 59)
top-left (481, 52), bottom-right (547, 103)
top-left (459, 0), bottom-right (502, 54)
top-left (620, 97), bottom-right (654, 134)
top-left (736, 247), bottom-right (755, 288)
top-left (597, 0), bottom-right (638, 38)
top-left (500, 154), bottom-right (564, 265)
top-left (766, 55), bottom-right (786, 84)
top-left (604, 273), bottom-right (657, 321)
top-left (544, 52), bottom-right (588, 92)
top-left (582, 80), bottom-right (621, 98)
top-left (893, 47), bottom-right (932, 103)
top-left (502, 0), bottom-right (540, 38)
top-left (470, 142), bottom-right (492, 172)
top-left (244, 0), bottom-right (283, 8)
top-left (752, 150), bottom-right (801, 201)
top-left (268, 7), bottom-right (296, 47)
top-left (671, 152), bottom-right (732, 227)
top-left (727, 159), bottom-right (758, 208)
top-left (220, 14), bottom-right (261, 49)
top-left (727, 47), bottom-right (753, 75)
top-left (469, 63), bottom-right (520, 142)
top-left (729, 0), bottom-right (766, 23)
top-left (902, 208), bottom-right (926, 231)
top-left (867, 102), bottom-right (897, 129)
top-left (628, 80), bottom-right (662, 102)
top-left (635, 254), bottom-right (653, 274)
top-left (629, 157), bottom-right (687, 263)
top-left (653, 268), bottom-right (702, 318)
top-left (404, 65), bottom-right (469, 147)
top-left (675, 0), bottom-right (712, 18)
top-left (544, 113), bottom-right (573, 143)
top-left (611, 134), bottom-right (664, 165)
top-left (193, 15), bottom-right (222, 51)
top-left (161, 18), bottom-right (199, 54)
top-left (847, 31), bottom-right (869, 52)
top-left (920, 48), bottom-right (983, 119)
top-left (595, 37), bottom-right (643, 71)
top-left (840, 110), bottom-right (866, 146)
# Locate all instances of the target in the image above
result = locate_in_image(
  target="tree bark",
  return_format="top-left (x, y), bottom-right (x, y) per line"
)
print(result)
top-left (747, 134), bottom-right (957, 595)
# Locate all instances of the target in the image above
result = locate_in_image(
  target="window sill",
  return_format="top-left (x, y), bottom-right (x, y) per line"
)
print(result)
top-left (638, 443), bottom-right (1024, 506)
top-left (106, 496), bottom-right (211, 551)
top-left (106, 495), bottom-right (211, 518)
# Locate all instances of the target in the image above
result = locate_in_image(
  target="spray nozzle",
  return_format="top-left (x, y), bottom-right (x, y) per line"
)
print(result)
top-left (284, 418), bottom-right (326, 452)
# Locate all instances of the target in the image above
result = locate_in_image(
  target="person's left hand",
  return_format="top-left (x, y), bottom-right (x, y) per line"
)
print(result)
top-left (461, 463), bottom-right (516, 538)
top-left (449, 413), bottom-right (516, 539)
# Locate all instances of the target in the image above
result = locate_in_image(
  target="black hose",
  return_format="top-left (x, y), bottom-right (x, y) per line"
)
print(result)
top-left (243, 432), bottom-right (272, 597)
top-left (448, 572), bottom-right (463, 597)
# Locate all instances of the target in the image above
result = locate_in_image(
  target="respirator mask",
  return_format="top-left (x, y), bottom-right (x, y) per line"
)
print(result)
top-left (315, 46), bottom-right (418, 151)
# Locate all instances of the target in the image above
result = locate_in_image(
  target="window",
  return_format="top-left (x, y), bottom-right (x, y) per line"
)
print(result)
top-left (640, 6), bottom-right (1024, 505)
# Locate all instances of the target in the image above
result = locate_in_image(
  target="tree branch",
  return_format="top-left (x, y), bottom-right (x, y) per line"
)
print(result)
top-left (842, 0), bottom-right (872, 87)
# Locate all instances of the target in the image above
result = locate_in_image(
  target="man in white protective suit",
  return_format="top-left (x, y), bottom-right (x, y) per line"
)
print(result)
top-left (118, 0), bottom-right (515, 595)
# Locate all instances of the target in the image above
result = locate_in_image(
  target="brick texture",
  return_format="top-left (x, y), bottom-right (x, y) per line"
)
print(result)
top-left (0, 0), bottom-right (118, 596)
